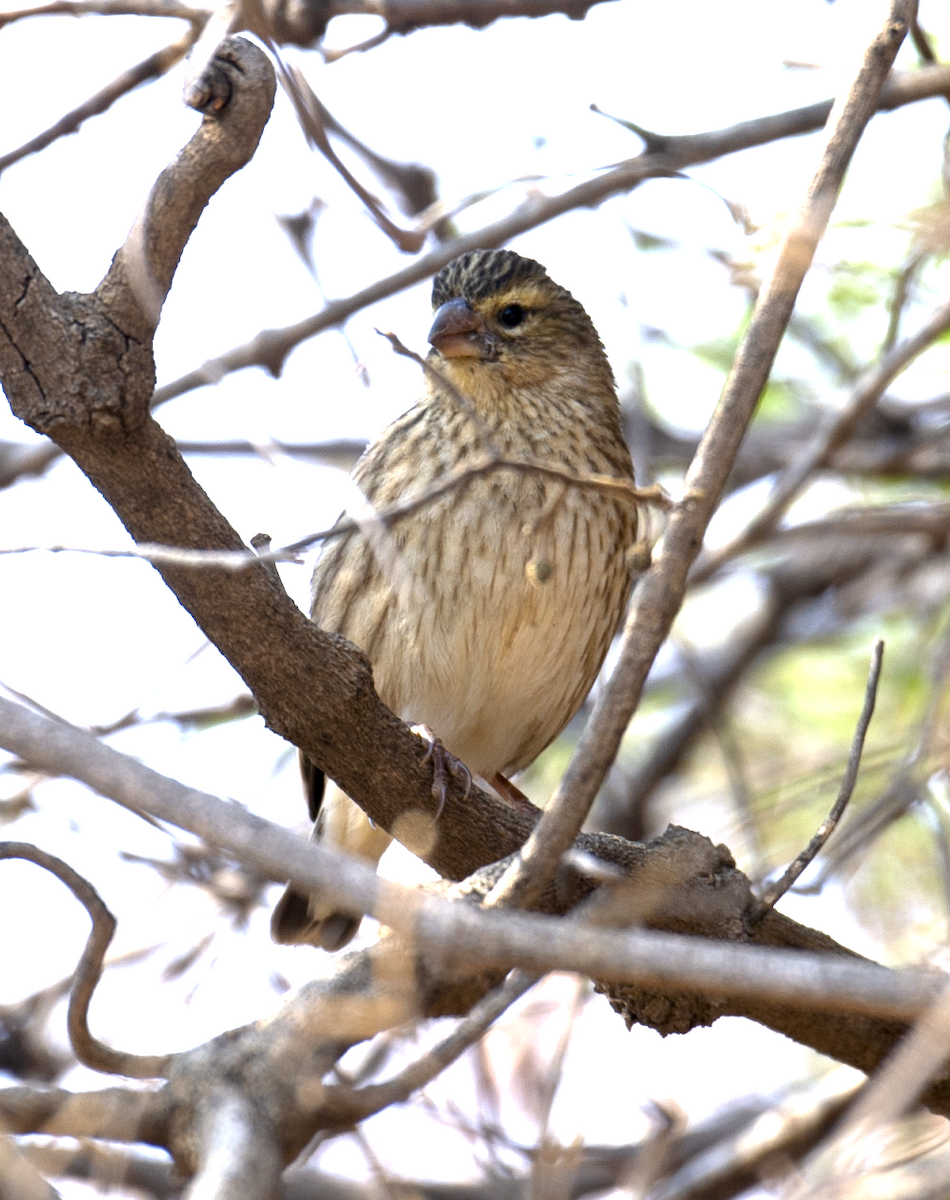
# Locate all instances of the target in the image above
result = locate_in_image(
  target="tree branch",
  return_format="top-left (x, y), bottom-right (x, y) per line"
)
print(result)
top-left (150, 61), bottom-right (950, 407)
top-left (693, 290), bottom-right (950, 585)
top-left (0, 844), bottom-right (170, 1078)
top-left (2, 694), bottom-right (949, 1077)
top-left (0, 1084), bottom-right (169, 1144)
top-left (484, 0), bottom-right (916, 913)
top-left (0, 32), bottom-right (199, 177)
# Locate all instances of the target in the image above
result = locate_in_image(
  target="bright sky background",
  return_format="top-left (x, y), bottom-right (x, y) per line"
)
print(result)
top-left (0, 0), bottom-right (946, 1191)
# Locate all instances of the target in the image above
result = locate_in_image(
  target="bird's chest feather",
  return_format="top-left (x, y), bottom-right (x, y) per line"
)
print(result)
top-left (312, 395), bottom-right (635, 775)
top-left (380, 475), bottom-right (634, 774)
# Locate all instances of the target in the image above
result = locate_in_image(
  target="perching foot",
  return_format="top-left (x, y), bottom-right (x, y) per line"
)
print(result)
top-left (411, 724), bottom-right (472, 819)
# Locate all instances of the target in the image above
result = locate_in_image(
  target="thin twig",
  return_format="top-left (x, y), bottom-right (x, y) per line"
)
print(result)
top-left (325, 970), bottom-right (538, 1121)
top-left (150, 61), bottom-right (950, 408)
top-left (799, 611), bottom-right (950, 891)
top-left (321, 24), bottom-right (392, 61)
top-left (272, 55), bottom-right (425, 252)
top-left (0, 0), bottom-right (204, 25)
top-left (0, 458), bottom-right (668, 569)
top-left (751, 639), bottom-right (885, 922)
top-left (0, 843), bottom-right (170, 1078)
top-left (692, 291), bottom-right (950, 587)
top-left (882, 250), bottom-right (926, 354)
top-left (282, 90), bottom-right (441, 223)
top-left (484, 3), bottom-right (913, 915)
top-left (910, 12), bottom-right (939, 65)
top-left (0, 31), bottom-right (200, 175)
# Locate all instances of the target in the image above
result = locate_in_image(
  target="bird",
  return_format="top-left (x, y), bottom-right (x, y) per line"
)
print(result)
top-left (271, 248), bottom-right (639, 951)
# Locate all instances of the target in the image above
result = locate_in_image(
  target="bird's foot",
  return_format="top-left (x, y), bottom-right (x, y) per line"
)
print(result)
top-left (411, 724), bottom-right (472, 819)
top-left (488, 771), bottom-right (535, 809)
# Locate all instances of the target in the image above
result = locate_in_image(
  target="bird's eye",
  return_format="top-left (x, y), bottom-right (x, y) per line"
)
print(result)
top-left (498, 304), bottom-right (525, 328)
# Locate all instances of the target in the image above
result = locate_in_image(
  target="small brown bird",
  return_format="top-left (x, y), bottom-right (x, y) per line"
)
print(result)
top-left (271, 249), bottom-right (638, 950)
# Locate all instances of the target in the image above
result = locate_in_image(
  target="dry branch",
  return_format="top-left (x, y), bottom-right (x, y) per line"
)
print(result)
top-left (2, 694), bottom-right (950, 1093)
top-left (0, 32), bottom-right (199, 176)
top-left (0, 844), bottom-right (169, 1078)
top-left (484, 0), bottom-right (915, 915)
top-left (150, 61), bottom-right (950, 407)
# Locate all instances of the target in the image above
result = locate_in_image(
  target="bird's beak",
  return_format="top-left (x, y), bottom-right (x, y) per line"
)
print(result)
top-left (428, 297), bottom-right (493, 360)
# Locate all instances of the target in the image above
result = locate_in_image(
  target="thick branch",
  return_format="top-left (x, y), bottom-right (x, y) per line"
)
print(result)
top-left (0, 1085), bottom-right (169, 1144)
top-left (1, 696), bottom-right (948, 1097)
top-left (98, 38), bottom-right (276, 341)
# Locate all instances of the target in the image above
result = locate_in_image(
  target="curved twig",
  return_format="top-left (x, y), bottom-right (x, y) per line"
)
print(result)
top-left (98, 35), bottom-right (277, 340)
top-left (0, 843), bottom-right (171, 1078)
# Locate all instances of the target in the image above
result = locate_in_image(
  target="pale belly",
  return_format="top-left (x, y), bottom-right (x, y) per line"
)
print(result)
top-left (327, 483), bottom-right (634, 781)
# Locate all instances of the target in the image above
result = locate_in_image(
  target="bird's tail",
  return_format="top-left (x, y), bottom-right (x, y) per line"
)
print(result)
top-left (270, 782), bottom-right (392, 951)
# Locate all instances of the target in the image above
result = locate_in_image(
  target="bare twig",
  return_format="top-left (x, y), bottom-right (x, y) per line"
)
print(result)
top-left (90, 693), bottom-right (257, 736)
top-left (0, 843), bottom-right (170, 1078)
top-left (321, 23), bottom-right (392, 60)
top-left (0, 440), bottom-right (60, 489)
top-left (377, 328), bottom-right (501, 453)
top-left (693, 291), bottom-right (950, 586)
top-left (798, 613), bottom-right (950, 891)
top-left (0, 0), bottom-right (205, 24)
top-left (0, 31), bottom-right (200, 176)
top-left (751, 639), bottom-right (885, 921)
top-left (484, 2), bottom-right (915, 914)
top-left (909, 12), bottom-right (939, 65)
top-left (174, 437), bottom-right (367, 466)
top-left (271, 57), bottom-right (426, 252)
top-left (0, 456), bottom-right (667, 568)
top-left (150, 62), bottom-right (950, 407)
top-left (882, 250), bottom-right (927, 354)
top-left (325, 970), bottom-right (538, 1122)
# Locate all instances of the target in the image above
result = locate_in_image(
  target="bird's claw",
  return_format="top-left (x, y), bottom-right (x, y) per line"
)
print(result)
top-left (411, 724), bottom-right (471, 819)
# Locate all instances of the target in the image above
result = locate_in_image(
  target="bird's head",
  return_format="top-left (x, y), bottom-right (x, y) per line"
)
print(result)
top-left (427, 249), bottom-right (614, 395)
